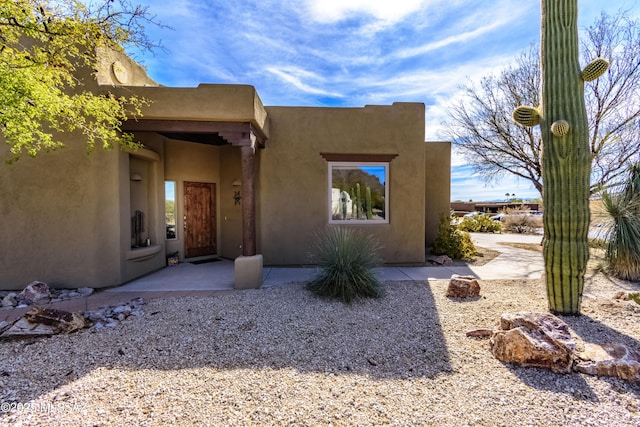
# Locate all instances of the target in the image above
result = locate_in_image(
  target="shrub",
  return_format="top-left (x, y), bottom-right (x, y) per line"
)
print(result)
top-left (458, 215), bottom-right (502, 233)
top-left (432, 216), bottom-right (477, 259)
top-left (503, 212), bottom-right (542, 234)
top-left (307, 227), bottom-right (383, 303)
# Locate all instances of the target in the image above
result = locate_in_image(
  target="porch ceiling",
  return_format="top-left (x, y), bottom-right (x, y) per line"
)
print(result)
top-left (158, 132), bottom-right (228, 146)
top-left (122, 119), bottom-right (266, 147)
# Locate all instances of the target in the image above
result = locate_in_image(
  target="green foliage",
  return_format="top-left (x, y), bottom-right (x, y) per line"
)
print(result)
top-left (601, 163), bottom-right (640, 281)
top-left (432, 217), bottom-right (477, 260)
top-left (307, 227), bottom-right (383, 304)
top-left (629, 293), bottom-right (640, 306)
top-left (165, 200), bottom-right (175, 222)
top-left (0, 0), bottom-right (162, 162)
top-left (457, 215), bottom-right (502, 233)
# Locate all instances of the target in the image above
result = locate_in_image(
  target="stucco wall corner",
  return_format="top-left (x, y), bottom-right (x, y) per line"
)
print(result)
top-left (424, 141), bottom-right (452, 246)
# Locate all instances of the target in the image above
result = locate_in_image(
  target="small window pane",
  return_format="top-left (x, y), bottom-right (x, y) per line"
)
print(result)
top-left (329, 163), bottom-right (388, 223)
top-left (165, 181), bottom-right (177, 239)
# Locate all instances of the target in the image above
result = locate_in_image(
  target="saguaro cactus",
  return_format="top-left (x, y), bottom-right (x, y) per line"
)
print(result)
top-left (365, 187), bottom-right (373, 220)
top-left (356, 183), bottom-right (362, 220)
top-left (512, 0), bottom-right (608, 314)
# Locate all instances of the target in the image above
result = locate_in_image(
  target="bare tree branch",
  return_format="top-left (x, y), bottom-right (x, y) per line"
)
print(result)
top-left (444, 11), bottom-right (640, 197)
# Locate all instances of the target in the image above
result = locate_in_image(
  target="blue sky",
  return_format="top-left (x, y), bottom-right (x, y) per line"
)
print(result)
top-left (134, 0), bottom-right (639, 201)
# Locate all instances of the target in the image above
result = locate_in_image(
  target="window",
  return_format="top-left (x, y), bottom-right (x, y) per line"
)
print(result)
top-left (328, 162), bottom-right (389, 224)
top-left (165, 181), bottom-right (177, 239)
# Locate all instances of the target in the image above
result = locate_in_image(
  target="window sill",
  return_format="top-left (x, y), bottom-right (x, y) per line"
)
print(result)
top-left (126, 244), bottom-right (161, 262)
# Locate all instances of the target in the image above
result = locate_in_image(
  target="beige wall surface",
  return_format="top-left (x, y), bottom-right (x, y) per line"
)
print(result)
top-left (122, 136), bottom-right (166, 283)
top-left (425, 141), bottom-right (452, 246)
top-left (219, 145), bottom-right (243, 259)
top-left (259, 103), bottom-right (426, 265)
top-left (94, 47), bottom-right (159, 87)
top-left (115, 84), bottom-right (269, 139)
top-left (0, 137), bottom-right (124, 290)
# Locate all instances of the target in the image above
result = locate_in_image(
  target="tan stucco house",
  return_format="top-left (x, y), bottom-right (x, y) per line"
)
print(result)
top-left (0, 51), bottom-right (451, 291)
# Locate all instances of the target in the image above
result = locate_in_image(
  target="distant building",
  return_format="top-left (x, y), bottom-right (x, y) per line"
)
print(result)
top-left (451, 202), bottom-right (540, 217)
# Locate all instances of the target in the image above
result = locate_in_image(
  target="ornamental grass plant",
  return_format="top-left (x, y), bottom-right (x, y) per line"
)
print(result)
top-left (600, 163), bottom-right (640, 281)
top-left (307, 227), bottom-right (383, 304)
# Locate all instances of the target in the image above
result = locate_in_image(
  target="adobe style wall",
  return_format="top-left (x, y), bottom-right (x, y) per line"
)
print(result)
top-left (258, 103), bottom-right (427, 265)
top-left (425, 141), bottom-right (452, 245)
top-left (0, 135), bottom-right (125, 289)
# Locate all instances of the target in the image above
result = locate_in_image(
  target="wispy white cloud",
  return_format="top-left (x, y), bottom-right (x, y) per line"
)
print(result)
top-left (393, 21), bottom-right (508, 60)
top-left (265, 66), bottom-right (345, 97)
top-left (304, 0), bottom-right (425, 24)
top-left (137, 0), bottom-right (633, 200)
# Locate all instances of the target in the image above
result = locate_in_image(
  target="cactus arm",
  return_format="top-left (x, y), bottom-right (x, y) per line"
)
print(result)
top-left (513, 105), bottom-right (541, 127)
top-left (581, 58), bottom-right (609, 81)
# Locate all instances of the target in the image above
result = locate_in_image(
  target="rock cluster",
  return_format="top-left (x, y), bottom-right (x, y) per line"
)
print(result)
top-left (490, 312), bottom-right (575, 373)
top-left (0, 298), bottom-right (144, 338)
top-left (489, 311), bottom-right (640, 381)
top-left (446, 275), bottom-right (480, 298)
top-left (575, 342), bottom-right (640, 381)
top-left (0, 281), bottom-right (94, 309)
top-left (427, 255), bottom-right (453, 266)
top-left (1, 307), bottom-right (86, 338)
top-left (85, 297), bottom-right (144, 330)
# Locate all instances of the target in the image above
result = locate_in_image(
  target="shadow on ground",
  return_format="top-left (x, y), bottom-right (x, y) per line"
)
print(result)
top-left (0, 281), bottom-right (452, 405)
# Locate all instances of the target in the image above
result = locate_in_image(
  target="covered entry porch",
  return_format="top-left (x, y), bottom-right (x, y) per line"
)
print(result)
top-left (121, 84), bottom-right (270, 289)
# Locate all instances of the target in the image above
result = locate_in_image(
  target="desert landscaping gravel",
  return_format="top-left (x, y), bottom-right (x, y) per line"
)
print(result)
top-left (1, 276), bottom-right (639, 426)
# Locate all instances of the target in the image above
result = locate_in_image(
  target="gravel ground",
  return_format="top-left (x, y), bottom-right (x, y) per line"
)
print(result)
top-left (1, 277), bottom-right (639, 426)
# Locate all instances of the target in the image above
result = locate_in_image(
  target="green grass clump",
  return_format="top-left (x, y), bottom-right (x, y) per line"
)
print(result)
top-left (599, 163), bottom-right (640, 281)
top-left (307, 227), bottom-right (383, 303)
top-left (457, 215), bottom-right (502, 233)
top-left (432, 216), bottom-right (477, 259)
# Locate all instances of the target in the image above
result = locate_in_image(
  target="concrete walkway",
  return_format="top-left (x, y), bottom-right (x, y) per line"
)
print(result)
top-left (0, 233), bottom-right (544, 323)
top-left (105, 232), bottom-right (544, 293)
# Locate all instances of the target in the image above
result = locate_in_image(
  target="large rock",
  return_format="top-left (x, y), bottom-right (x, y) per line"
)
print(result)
top-left (428, 255), bottom-right (453, 266)
top-left (490, 312), bottom-right (576, 373)
top-left (446, 275), bottom-right (480, 298)
top-left (17, 281), bottom-right (51, 304)
top-left (575, 343), bottom-right (640, 381)
top-left (1, 293), bottom-right (17, 307)
top-left (0, 307), bottom-right (85, 338)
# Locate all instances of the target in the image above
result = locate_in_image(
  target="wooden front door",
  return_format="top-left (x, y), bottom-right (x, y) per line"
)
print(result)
top-left (184, 182), bottom-right (217, 258)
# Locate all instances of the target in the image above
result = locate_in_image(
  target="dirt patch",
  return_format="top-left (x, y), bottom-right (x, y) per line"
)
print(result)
top-left (426, 246), bottom-right (501, 266)
top-left (499, 241), bottom-right (544, 253)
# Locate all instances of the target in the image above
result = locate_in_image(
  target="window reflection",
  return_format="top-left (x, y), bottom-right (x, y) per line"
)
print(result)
top-left (330, 163), bottom-right (388, 223)
top-left (165, 181), bottom-right (177, 239)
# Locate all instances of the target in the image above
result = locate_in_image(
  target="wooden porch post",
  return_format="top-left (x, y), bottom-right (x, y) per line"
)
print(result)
top-left (240, 139), bottom-right (257, 257)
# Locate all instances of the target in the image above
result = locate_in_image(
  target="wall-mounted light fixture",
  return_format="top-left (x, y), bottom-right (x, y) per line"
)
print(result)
top-left (131, 173), bottom-right (143, 182)
top-left (232, 179), bottom-right (242, 205)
